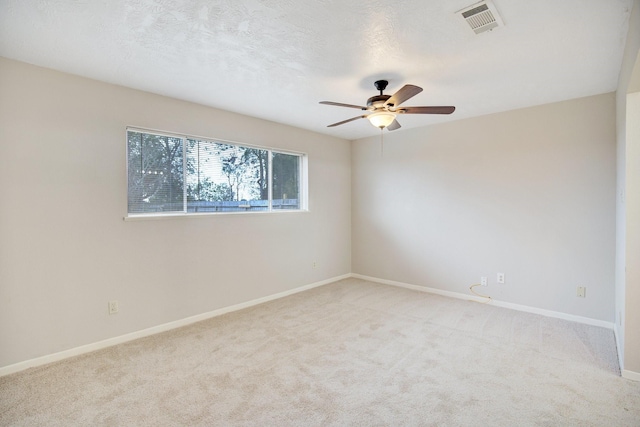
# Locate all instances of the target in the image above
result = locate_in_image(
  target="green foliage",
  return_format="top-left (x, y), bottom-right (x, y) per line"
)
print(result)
top-left (273, 152), bottom-right (299, 200)
top-left (128, 132), bottom-right (184, 212)
top-left (187, 178), bottom-right (233, 202)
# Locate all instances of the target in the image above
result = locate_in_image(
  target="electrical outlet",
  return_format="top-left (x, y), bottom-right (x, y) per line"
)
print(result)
top-left (497, 272), bottom-right (505, 284)
top-left (481, 277), bottom-right (488, 286)
top-left (108, 300), bottom-right (119, 314)
top-left (576, 287), bottom-right (586, 298)
top-left (312, 261), bottom-right (317, 269)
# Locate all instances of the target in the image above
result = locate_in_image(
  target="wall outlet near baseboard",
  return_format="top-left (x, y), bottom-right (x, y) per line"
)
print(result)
top-left (576, 287), bottom-right (586, 298)
top-left (481, 276), bottom-right (488, 286)
top-left (108, 300), bottom-right (119, 314)
top-left (497, 272), bottom-right (505, 284)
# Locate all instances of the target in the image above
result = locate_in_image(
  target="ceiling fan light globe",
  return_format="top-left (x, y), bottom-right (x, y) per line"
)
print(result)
top-left (368, 111), bottom-right (396, 129)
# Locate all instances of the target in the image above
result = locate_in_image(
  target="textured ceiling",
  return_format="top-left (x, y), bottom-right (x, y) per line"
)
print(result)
top-left (0, 0), bottom-right (634, 140)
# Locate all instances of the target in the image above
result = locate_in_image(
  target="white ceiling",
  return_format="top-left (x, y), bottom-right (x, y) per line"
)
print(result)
top-left (0, 0), bottom-right (634, 140)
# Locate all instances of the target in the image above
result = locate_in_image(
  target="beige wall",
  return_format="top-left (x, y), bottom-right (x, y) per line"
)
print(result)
top-left (616, 0), bottom-right (640, 377)
top-left (0, 57), bottom-right (352, 369)
top-left (352, 93), bottom-right (616, 321)
top-left (625, 90), bottom-right (640, 375)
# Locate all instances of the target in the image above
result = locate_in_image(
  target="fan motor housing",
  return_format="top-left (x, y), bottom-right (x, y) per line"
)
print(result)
top-left (367, 95), bottom-right (391, 108)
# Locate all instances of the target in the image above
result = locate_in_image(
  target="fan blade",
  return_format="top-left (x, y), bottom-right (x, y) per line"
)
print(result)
top-left (398, 106), bottom-right (456, 115)
top-left (327, 115), bottom-right (367, 127)
top-left (385, 85), bottom-right (423, 107)
top-left (387, 119), bottom-right (401, 131)
top-left (320, 101), bottom-right (367, 110)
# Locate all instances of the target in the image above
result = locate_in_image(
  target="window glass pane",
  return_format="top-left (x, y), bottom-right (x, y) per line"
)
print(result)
top-left (127, 131), bottom-right (184, 213)
top-left (186, 140), bottom-right (269, 213)
top-left (127, 129), bottom-right (305, 216)
top-left (272, 152), bottom-right (300, 210)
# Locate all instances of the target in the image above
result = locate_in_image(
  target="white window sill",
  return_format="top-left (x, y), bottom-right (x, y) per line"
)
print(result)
top-left (123, 209), bottom-right (310, 221)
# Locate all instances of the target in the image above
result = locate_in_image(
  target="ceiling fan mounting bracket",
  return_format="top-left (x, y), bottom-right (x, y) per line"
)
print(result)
top-left (374, 80), bottom-right (389, 94)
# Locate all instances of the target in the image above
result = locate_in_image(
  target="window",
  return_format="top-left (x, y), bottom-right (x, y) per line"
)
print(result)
top-left (127, 129), bottom-right (306, 216)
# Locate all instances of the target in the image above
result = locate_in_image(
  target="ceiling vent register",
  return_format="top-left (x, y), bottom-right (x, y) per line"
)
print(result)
top-left (458, 1), bottom-right (504, 34)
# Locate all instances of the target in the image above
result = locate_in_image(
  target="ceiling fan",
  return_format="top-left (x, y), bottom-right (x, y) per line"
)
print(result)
top-left (320, 80), bottom-right (455, 131)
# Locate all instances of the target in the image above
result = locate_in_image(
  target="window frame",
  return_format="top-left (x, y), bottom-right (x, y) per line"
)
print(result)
top-left (125, 127), bottom-right (308, 219)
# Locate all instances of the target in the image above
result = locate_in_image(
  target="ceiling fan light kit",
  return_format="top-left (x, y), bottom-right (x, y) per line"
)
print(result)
top-left (368, 111), bottom-right (397, 129)
top-left (320, 79), bottom-right (455, 132)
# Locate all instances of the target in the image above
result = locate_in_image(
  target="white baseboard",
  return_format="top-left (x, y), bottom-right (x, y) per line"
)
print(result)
top-left (1, 273), bottom-right (622, 378)
top-left (351, 274), bottom-right (615, 330)
top-left (613, 326), bottom-right (640, 381)
top-left (351, 273), bottom-right (489, 303)
top-left (0, 274), bottom-right (350, 377)
top-left (614, 324), bottom-right (624, 374)
top-left (622, 369), bottom-right (640, 381)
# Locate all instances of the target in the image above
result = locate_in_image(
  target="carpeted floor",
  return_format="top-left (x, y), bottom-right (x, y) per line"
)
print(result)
top-left (1, 278), bottom-right (639, 426)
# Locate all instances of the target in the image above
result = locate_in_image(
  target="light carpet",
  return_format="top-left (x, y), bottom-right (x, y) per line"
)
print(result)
top-left (1, 278), bottom-right (639, 426)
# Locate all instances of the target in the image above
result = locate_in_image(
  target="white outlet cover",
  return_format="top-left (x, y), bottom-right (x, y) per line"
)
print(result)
top-left (481, 277), bottom-right (488, 286)
top-left (108, 301), bottom-right (119, 314)
top-left (497, 273), bottom-right (505, 284)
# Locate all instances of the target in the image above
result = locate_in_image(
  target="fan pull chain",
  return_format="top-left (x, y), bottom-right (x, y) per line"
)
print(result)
top-left (380, 128), bottom-right (384, 157)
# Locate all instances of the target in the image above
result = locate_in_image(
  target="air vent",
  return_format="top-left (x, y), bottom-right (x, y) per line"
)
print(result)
top-left (457, 1), bottom-right (504, 34)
